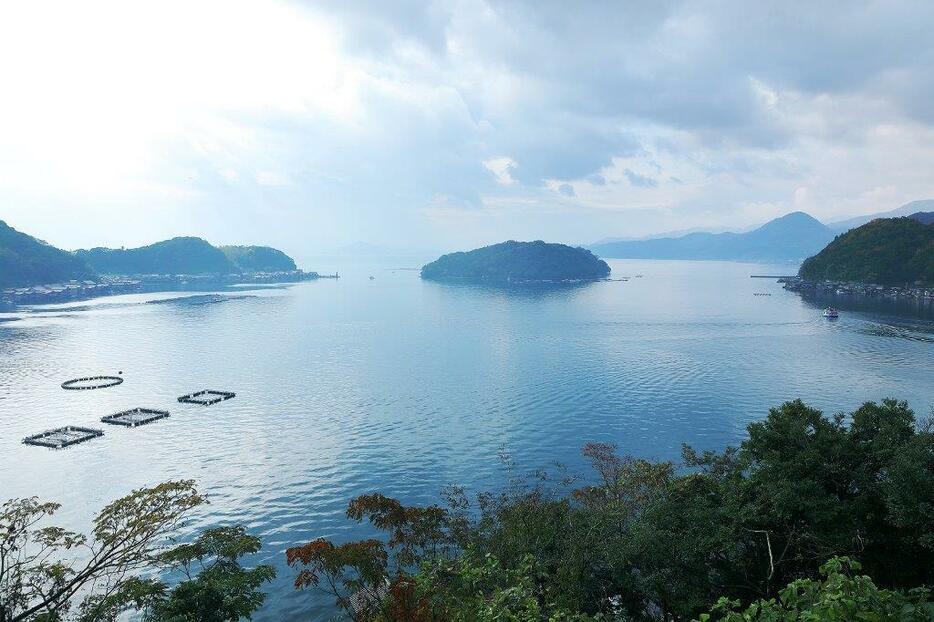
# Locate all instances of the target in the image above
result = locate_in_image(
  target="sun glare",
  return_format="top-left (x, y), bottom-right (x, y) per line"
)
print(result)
top-left (0, 0), bottom-right (352, 193)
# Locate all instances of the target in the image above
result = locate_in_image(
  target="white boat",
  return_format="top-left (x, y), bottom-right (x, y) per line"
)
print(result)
top-left (822, 307), bottom-right (839, 318)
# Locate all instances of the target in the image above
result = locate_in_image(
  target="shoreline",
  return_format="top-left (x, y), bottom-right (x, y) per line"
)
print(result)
top-left (780, 277), bottom-right (934, 304)
top-left (0, 270), bottom-right (333, 309)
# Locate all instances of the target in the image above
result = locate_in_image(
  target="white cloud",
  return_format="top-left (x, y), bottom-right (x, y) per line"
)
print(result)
top-left (1, 0), bottom-right (934, 251)
top-left (483, 157), bottom-right (518, 185)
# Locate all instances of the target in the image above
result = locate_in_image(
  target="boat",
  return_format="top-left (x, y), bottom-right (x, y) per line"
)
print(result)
top-left (822, 307), bottom-right (839, 318)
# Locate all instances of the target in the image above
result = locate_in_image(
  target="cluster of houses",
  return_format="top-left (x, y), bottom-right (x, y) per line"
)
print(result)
top-left (780, 277), bottom-right (934, 304)
top-left (1, 270), bottom-right (331, 308)
top-left (1, 278), bottom-right (142, 306)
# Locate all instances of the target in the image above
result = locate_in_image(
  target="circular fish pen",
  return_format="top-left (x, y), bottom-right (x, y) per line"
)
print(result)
top-left (61, 375), bottom-right (124, 391)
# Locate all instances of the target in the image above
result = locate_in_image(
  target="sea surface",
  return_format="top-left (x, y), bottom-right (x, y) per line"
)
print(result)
top-left (1, 259), bottom-right (933, 620)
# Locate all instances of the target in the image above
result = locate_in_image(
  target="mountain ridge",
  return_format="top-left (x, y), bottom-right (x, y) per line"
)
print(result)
top-left (0, 220), bottom-right (95, 288)
top-left (827, 199), bottom-right (934, 232)
top-left (76, 237), bottom-right (237, 275)
top-left (220, 245), bottom-right (297, 272)
top-left (590, 211), bottom-right (835, 262)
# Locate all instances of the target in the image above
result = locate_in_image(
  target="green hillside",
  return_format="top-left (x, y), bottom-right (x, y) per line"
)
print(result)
top-left (799, 217), bottom-right (934, 285)
top-left (220, 245), bottom-right (297, 272)
top-left (0, 220), bottom-right (94, 288)
top-left (76, 237), bottom-right (237, 275)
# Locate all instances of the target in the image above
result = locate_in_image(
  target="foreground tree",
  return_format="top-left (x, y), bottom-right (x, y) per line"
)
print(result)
top-left (144, 526), bottom-right (276, 622)
top-left (286, 399), bottom-right (934, 620)
top-left (286, 493), bottom-right (450, 620)
top-left (0, 481), bottom-right (273, 622)
top-left (698, 557), bottom-right (934, 621)
top-left (1, 481), bottom-right (204, 621)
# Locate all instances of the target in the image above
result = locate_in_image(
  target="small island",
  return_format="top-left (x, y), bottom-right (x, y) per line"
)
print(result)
top-left (420, 240), bottom-right (611, 284)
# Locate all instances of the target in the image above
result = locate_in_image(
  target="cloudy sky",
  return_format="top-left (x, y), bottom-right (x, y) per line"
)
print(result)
top-left (1, 1), bottom-right (933, 259)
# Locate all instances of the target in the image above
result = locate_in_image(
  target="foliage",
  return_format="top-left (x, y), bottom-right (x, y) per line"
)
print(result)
top-left (420, 240), bottom-right (611, 283)
top-left (415, 549), bottom-right (599, 621)
top-left (75, 237), bottom-right (237, 275)
top-left (799, 216), bottom-right (934, 285)
top-left (0, 220), bottom-right (94, 288)
top-left (287, 399), bottom-right (934, 621)
top-left (698, 557), bottom-right (934, 621)
top-left (144, 526), bottom-right (276, 622)
top-left (219, 246), bottom-right (297, 272)
top-left (286, 493), bottom-right (452, 620)
top-left (0, 481), bottom-right (273, 622)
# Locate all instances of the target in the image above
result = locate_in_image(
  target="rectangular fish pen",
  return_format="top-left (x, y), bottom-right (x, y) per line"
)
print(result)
top-left (23, 426), bottom-right (103, 449)
top-left (101, 407), bottom-right (170, 427)
top-left (177, 390), bottom-right (236, 405)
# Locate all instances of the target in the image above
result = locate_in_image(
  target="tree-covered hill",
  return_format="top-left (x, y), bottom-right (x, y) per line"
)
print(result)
top-left (421, 240), bottom-right (610, 283)
top-left (220, 245), bottom-right (297, 272)
top-left (0, 220), bottom-right (94, 288)
top-left (76, 237), bottom-right (237, 275)
top-left (799, 217), bottom-right (934, 285)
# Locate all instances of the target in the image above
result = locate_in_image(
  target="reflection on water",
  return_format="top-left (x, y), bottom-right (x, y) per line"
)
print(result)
top-left (797, 289), bottom-right (934, 320)
top-left (1, 259), bottom-right (933, 620)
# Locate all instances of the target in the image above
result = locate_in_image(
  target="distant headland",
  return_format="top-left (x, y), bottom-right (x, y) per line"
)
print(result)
top-left (781, 212), bottom-right (934, 305)
top-left (0, 220), bottom-right (327, 307)
top-left (420, 240), bottom-right (610, 284)
top-left (798, 214), bottom-right (933, 286)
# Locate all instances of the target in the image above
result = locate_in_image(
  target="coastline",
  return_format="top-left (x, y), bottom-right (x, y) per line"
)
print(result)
top-left (780, 277), bottom-right (934, 304)
top-left (0, 270), bottom-right (332, 309)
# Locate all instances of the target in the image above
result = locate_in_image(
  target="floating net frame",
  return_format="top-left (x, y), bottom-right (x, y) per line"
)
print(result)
top-left (177, 390), bottom-right (236, 406)
top-left (101, 407), bottom-right (170, 428)
top-left (23, 426), bottom-right (104, 449)
top-left (61, 375), bottom-right (124, 391)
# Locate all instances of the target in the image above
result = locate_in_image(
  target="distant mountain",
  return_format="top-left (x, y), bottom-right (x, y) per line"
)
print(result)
top-left (799, 217), bottom-right (934, 285)
top-left (590, 225), bottom-right (742, 246)
top-left (0, 220), bottom-right (94, 288)
top-left (76, 237), bottom-right (237, 275)
top-left (910, 211), bottom-right (934, 225)
top-left (828, 199), bottom-right (934, 232)
top-left (220, 246), bottom-right (296, 272)
top-left (421, 240), bottom-right (610, 283)
top-left (590, 212), bottom-right (835, 262)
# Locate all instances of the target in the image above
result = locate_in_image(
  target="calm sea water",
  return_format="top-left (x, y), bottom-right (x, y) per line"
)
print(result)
top-left (1, 259), bottom-right (933, 620)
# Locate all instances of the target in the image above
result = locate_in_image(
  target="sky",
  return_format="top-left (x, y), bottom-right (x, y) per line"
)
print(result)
top-left (1, 0), bottom-right (933, 260)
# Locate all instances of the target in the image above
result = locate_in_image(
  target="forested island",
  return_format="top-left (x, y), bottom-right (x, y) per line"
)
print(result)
top-left (5, 398), bottom-right (933, 620)
top-left (799, 215), bottom-right (933, 285)
top-left (421, 240), bottom-right (611, 283)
